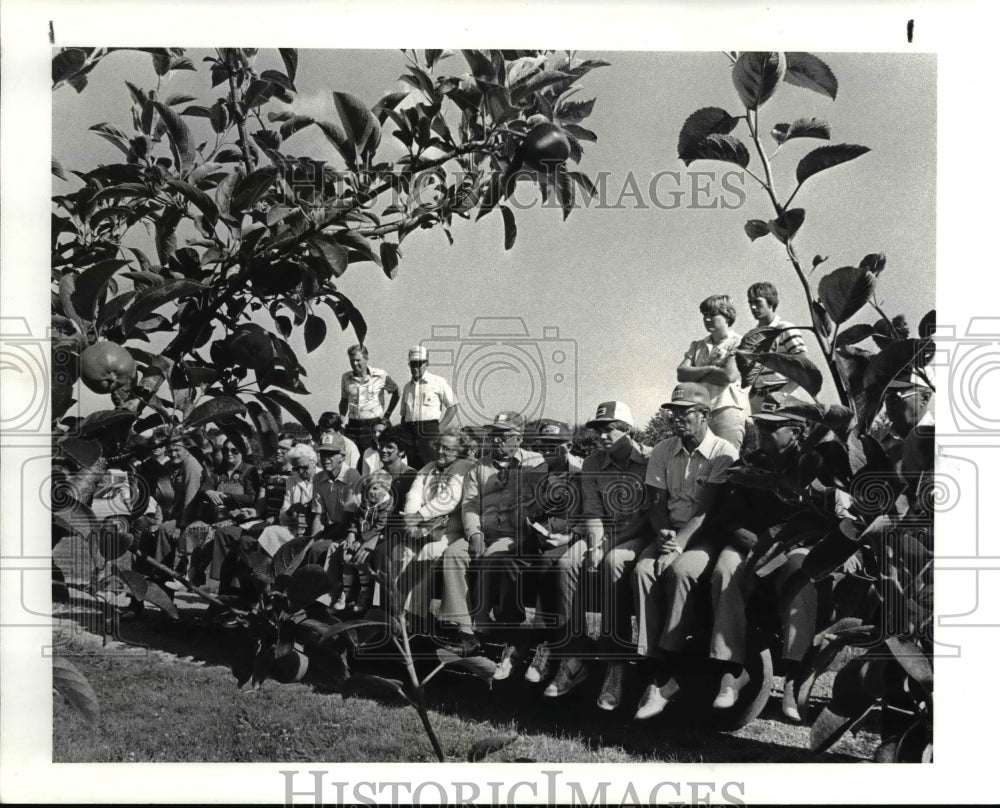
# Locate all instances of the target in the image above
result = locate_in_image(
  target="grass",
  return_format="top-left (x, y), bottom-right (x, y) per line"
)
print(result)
top-left (52, 534), bottom-right (879, 763)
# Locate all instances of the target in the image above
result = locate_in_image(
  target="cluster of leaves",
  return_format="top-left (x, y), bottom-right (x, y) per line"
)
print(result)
top-left (683, 52), bottom-right (934, 762)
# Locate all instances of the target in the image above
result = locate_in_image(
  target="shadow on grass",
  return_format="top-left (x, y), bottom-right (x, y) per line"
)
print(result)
top-left (55, 586), bottom-right (874, 763)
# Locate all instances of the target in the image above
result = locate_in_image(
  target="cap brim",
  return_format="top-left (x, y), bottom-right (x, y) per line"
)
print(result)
top-left (661, 401), bottom-right (696, 410)
top-left (584, 419), bottom-right (611, 430)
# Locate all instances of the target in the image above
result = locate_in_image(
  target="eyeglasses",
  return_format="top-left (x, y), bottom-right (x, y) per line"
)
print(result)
top-left (409, 361), bottom-right (427, 368)
top-left (223, 448), bottom-right (239, 455)
top-left (292, 463), bottom-right (312, 471)
top-left (886, 389), bottom-right (921, 401)
top-left (435, 444), bottom-right (459, 454)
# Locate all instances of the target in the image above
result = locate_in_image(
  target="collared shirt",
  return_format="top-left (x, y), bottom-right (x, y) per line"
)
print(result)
top-left (401, 370), bottom-right (456, 423)
top-left (645, 431), bottom-right (739, 528)
top-left (684, 332), bottom-right (750, 411)
top-left (462, 449), bottom-right (545, 540)
top-left (404, 457), bottom-right (476, 537)
top-left (580, 443), bottom-right (649, 535)
top-left (279, 474), bottom-right (315, 536)
top-left (744, 316), bottom-right (808, 391)
top-left (312, 466), bottom-right (362, 528)
top-left (341, 366), bottom-right (398, 421)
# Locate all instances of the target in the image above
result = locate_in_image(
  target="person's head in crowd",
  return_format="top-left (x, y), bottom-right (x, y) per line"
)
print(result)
top-left (408, 345), bottom-right (429, 383)
top-left (661, 383), bottom-right (713, 449)
top-left (432, 429), bottom-right (462, 470)
top-left (274, 435), bottom-right (295, 468)
top-left (586, 401), bottom-right (635, 459)
top-left (530, 419), bottom-right (574, 470)
top-left (316, 432), bottom-right (347, 478)
top-left (348, 344), bottom-right (370, 378)
top-left (286, 443), bottom-right (317, 481)
top-left (699, 293), bottom-right (738, 339)
top-left (487, 412), bottom-right (525, 462)
top-left (317, 411), bottom-right (345, 436)
top-left (747, 281), bottom-right (780, 327)
top-left (167, 434), bottom-right (200, 465)
top-left (370, 418), bottom-right (390, 451)
top-left (361, 469), bottom-right (394, 509)
top-left (885, 369), bottom-right (934, 438)
top-left (749, 392), bottom-right (812, 458)
top-left (378, 425), bottom-right (411, 470)
top-left (459, 426), bottom-right (481, 460)
top-left (220, 439), bottom-right (244, 471)
top-left (149, 427), bottom-right (171, 463)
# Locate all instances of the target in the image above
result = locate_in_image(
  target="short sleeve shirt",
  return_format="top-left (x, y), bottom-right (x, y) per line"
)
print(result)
top-left (341, 366), bottom-right (398, 421)
top-left (401, 370), bottom-right (456, 423)
top-left (684, 333), bottom-right (749, 412)
top-left (743, 316), bottom-right (807, 390)
top-left (645, 432), bottom-right (739, 527)
top-left (579, 446), bottom-right (649, 536)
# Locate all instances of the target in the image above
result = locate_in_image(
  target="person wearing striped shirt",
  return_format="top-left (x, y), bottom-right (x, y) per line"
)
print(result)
top-left (743, 282), bottom-right (809, 412)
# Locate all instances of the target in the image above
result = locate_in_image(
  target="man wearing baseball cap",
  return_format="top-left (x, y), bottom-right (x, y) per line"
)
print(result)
top-left (631, 382), bottom-right (740, 719)
top-left (544, 401), bottom-right (652, 706)
top-left (437, 411), bottom-right (543, 659)
top-left (400, 344), bottom-right (458, 469)
top-left (680, 390), bottom-right (824, 720)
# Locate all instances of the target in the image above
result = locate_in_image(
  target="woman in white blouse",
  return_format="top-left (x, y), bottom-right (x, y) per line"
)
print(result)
top-left (677, 294), bottom-right (750, 451)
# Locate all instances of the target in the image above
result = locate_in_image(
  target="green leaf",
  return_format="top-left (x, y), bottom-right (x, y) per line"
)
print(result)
top-left (462, 49), bottom-right (496, 81)
top-left (164, 178), bottom-right (219, 229)
top-left (143, 581), bottom-right (180, 619)
top-left (818, 266), bottom-right (877, 324)
top-left (52, 158), bottom-right (68, 181)
top-left (796, 144), bottom-right (870, 185)
top-left (210, 99), bottom-right (229, 134)
top-left (836, 324), bottom-right (877, 348)
top-left (273, 533), bottom-right (314, 580)
top-left (810, 703), bottom-right (874, 755)
top-left (436, 648), bottom-right (497, 680)
top-left (60, 437), bottom-right (102, 468)
top-left (278, 115), bottom-right (315, 141)
top-left (230, 167), bottom-right (280, 213)
top-left (185, 395), bottom-right (247, 429)
top-left (556, 98), bottom-right (596, 122)
top-left (152, 101), bottom-right (195, 172)
top-left (918, 309), bottom-right (936, 339)
top-left (122, 280), bottom-right (204, 335)
top-left (861, 337), bottom-right (935, 391)
top-left (784, 52), bottom-right (839, 100)
top-left (885, 636), bottom-right (933, 690)
top-left (500, 205), bottom-right (517, 250)
top-left (678, 134), bottom-right (749, 168)
top-left (315, 121), bottom-right (355, 165)
top-left (859, 252), bottom-right (887, 276)
top-left (744, 219), bottom-right (770, 241)
top-left (264, 389), bottom-right (317, 435)
top-left (166, 93), bottom-right (197, 106)
top-left (380, 242), bottom-right (399, 279)
top-left (118, 569), bottom-right (149, 602)
top-left (52, 657), bottom-right (100, 726)
top-left (768, 208), bottom-right (806, 244)
top-left (677, 107), bottom-right (740, 162)
top-left (304, 314), bottom-right (327, 353)
top-left (89, 122), bottom-right (132, 157)
top-left (771, 117), bottom-right (831, 145)
top-left (737, 351), bottom-right (823, 397)
top-left (306, 234), bottom-right (349, 278)
top-left (53, 49), bottom-right (88, 87)
top-left (279, 48), bottom-right (298, 89)
top-left (732, 52), bottom-right (786, 110)
top-left (333, 91), bottom-right (380, 156)
top-left (71, 259), bottom-right (128, 320)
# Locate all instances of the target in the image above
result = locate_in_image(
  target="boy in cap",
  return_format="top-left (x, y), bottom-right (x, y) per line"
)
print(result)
top-left (544, 401), bottom-right (651, 706)
top-left (630, 382), bottom-right (739, 719)
top-left (438, 411), bottom-right (543, 659)
top-left (400, 345), bottom-right (458, 468)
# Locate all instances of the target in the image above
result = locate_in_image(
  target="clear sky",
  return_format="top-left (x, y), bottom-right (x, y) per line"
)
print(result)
top-left (53, 49), bottom-right (935, 429)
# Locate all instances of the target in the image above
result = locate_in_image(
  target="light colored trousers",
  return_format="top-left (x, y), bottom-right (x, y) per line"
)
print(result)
top-left (709, 406), bottom-right (748, 453)
top-left (659, 544), bottom-right (817, 664)
top-left (437, 535), bottom-right (518, 632)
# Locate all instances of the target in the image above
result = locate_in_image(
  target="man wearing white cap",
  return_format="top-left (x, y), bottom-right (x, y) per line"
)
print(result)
top-left (544, 400), bottom-right (652, 707)
top-left (400, 344), bottom-right (458, 468)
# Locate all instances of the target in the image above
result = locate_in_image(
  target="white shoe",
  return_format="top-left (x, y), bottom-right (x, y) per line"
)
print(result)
top-left (493, 644), bottom-right (517, 681)
top-left (524, 642), bottom-right (551, 683)
top-left (712, 669), bottom-right (749, 709)
top-left (332, 592), bottom-right (348, 612)
top-left (634, 679), bottom-right (679, 720)
top-left (782, 678), bottom-right (801, 722)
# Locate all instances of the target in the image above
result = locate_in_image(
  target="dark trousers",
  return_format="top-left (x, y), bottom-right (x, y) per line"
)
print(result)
top-left (402, 419), bottom-right (440, 468)
top-left (346, 417), bottom-right (380, 457)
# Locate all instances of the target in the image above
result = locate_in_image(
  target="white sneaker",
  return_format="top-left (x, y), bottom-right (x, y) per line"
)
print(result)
top-left (543, 659), bottom-right (588, 697)
top-left (493, 644), bottom-right (517, 681)
top-left (782, 678), bottom-right (801, 722)
top-left (524, 642), bottom-right (551, 683)
top-left (332, 592), bottom-right (348, 612)
top-left (712, 669), bottom-right (749, 709)
top-left (634, 678), bottom-right (679, 720)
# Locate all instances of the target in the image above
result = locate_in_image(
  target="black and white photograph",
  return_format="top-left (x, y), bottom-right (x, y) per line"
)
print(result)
top-left (1, 1), bottom-right (996, 805)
